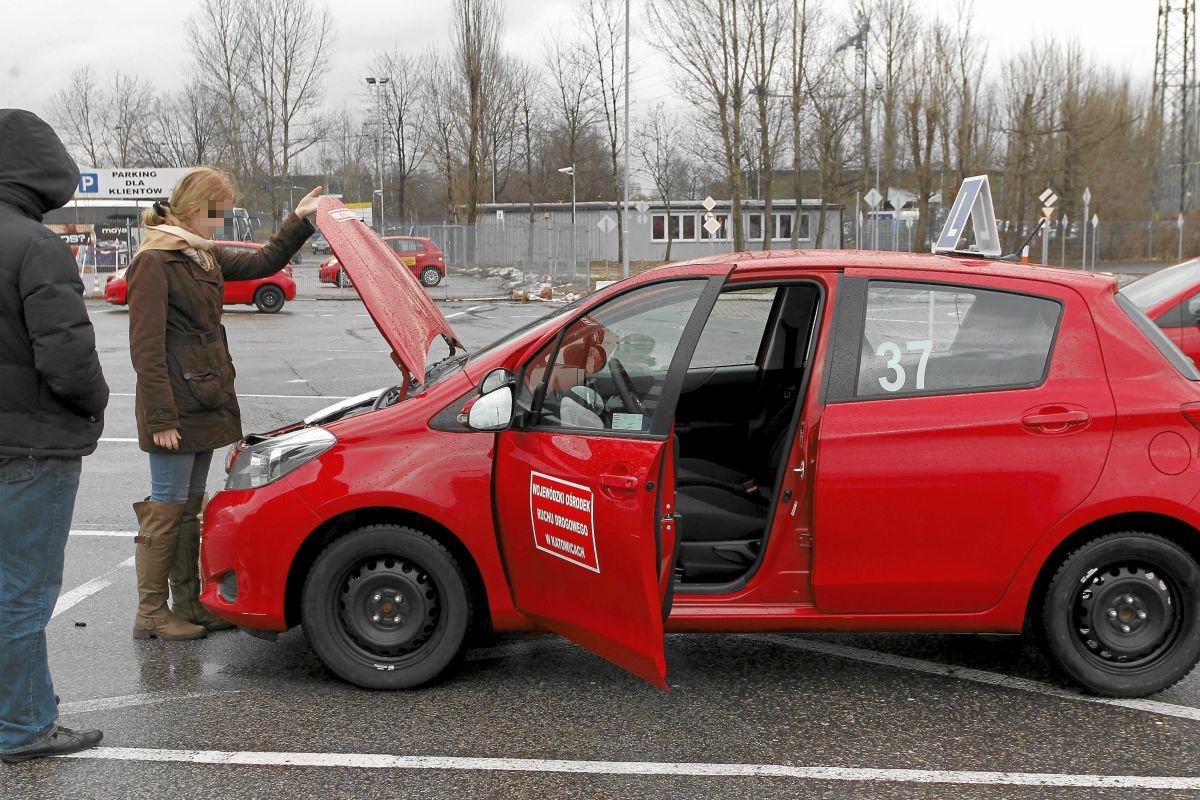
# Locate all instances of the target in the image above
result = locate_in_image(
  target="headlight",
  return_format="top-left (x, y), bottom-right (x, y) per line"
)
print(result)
top-left (225, 427), bottom-right (335, 490)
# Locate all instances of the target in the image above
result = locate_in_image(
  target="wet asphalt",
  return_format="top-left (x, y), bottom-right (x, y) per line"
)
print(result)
top-left (2, 272), bottom-right (1199, 799)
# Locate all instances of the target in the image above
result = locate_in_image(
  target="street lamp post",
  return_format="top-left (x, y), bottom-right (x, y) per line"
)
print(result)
top-left (558, 165), bottom-right (576, 283)
top-left (365, 76), bottom-right (390, 234)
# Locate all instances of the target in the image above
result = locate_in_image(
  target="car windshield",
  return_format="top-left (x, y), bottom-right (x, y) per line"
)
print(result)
top-left (1121, 260), bottom-right (1200, 310)
top-left (467, 296), bottom-right (590, 364)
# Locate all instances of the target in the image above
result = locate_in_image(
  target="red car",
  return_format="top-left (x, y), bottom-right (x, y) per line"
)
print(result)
top-left (105, 241), bottom-right (297, 314)
top-left (201, 197), bottom-right (1200, 698)
top-left (1125, 258), bottom-right (1200, 366)
top-left (318, 235), bottom-right (445, 288)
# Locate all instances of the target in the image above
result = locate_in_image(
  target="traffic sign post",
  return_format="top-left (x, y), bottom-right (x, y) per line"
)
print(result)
top-left (1091, 213), bottom-right (1100, 270)
top-left (864, 188), bottom-right (883, 250)
top-left (1060, 215), bottom-right (1068, 267)
top-left (1179, 213), bottom-right (1185, 262)
top-left (1039, 187), bottom-right (1058, 266)
top-left (1081, 187), bottom-right (1092, 271)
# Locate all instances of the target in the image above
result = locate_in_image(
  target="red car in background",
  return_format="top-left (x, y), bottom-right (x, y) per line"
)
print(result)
top-left (1126, 258), bottom-right (1200, 366)
top-left (105, 241), bottom-right (297, 313)
top-left (319, 235), bottom-right (445, 288)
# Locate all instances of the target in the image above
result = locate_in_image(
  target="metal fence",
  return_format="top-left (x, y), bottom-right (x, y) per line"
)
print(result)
top-left (847, 215), bottom-right (1198, 269)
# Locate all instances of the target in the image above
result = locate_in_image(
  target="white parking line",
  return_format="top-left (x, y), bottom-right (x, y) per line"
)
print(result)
top-left (60, 691), bottom-right (243, 715)
top-left (99, 438), bottom-right (139, 443)
top-left (69, 530), bottom-right (135, 537)
top-left (60, 749), bottom-right (1200, 789)
top-left (751, 634), bottom-right (1200, 723)
top-left (52, 557), bottom-right (133, 619)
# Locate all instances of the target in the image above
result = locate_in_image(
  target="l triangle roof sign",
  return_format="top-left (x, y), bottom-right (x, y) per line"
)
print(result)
top-left (932, 175), bottom-right (1002, 258)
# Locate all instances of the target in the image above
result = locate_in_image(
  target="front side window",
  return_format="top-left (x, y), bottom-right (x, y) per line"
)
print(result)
top-left (520, 280), bottom-right (708, 433)
top-left (856, 282), bottom-right (1061, 398)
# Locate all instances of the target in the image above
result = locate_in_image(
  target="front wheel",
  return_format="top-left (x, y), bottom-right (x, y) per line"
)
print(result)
top-left (301, 525), bottom-right (472, 689)
top-left (1040, 532), bottom-right (1200, 697)
top-left (254, 285), bottom-right (285, 313)
top-left (420, 267), bottom-right (442, 287)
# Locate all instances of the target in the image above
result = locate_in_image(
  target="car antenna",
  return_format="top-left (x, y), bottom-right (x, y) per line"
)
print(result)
top-left (999, 217), bottom-right (1047, 262)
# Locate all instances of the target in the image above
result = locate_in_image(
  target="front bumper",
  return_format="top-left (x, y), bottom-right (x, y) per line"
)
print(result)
top-left (199, 478), bottom-right (321, 632)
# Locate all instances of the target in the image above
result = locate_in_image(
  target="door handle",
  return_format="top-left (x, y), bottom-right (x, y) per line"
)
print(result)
top-left (1022, 409), bottom-right (1089, 431)
top-left (600, 472), bottom-right (639, 491)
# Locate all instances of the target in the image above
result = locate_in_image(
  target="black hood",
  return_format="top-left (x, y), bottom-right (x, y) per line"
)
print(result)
top-left (0, 109), bottom-right (79, 221)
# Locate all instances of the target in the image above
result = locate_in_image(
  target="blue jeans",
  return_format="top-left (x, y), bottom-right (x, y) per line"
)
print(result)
top-left (0, 455), bottom-right (82, 751)
top-left (148, 450), bottom-right (213, 503)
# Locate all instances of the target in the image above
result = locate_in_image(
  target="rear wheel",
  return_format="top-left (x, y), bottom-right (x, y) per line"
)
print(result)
top-left (420, 267), bottom-right (442, 287)
top-left (254, 285), bottom-right (285, 313)
top-left (1040, 532), bottom-right (1200, 697)
top-left (301, 525), bottom-right (472, 689)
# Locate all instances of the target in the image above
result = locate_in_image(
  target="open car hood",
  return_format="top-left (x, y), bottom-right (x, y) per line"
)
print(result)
top-left (316, 197), bottom-right (463, 389)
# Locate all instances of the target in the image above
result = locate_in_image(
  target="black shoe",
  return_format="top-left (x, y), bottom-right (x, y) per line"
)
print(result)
top-left (0, 726), bottom-right (103, 763)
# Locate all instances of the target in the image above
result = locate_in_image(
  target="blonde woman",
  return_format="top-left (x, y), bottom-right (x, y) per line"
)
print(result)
top-left (127, 167), bottom-right (320, 641)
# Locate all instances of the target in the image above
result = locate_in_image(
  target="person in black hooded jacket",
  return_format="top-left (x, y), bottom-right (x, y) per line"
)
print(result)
top-left (0, 109), bottom-right (108, 763)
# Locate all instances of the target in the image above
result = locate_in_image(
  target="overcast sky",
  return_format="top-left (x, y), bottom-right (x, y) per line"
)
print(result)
top-left (1, 0), bottom-right (1159, 125)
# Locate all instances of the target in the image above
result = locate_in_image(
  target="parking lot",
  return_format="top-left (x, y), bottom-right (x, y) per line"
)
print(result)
top-left (5, 282), bottom-right (1200, 800)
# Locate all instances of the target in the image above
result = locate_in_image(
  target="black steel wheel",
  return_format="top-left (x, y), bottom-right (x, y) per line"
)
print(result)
top-left (420, 267), bottom-right (442, 287)
top-left (1040, 532), bottom-right (1200, 697)
top-left (302, 525), bottom-right (471, 689)
top-left (254, 285), bottom-right (285, 313)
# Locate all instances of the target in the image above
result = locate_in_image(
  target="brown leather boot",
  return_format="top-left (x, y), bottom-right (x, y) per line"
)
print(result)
top-left (169, 494), bottom-right (234, 631)
top-left (132, 500), bottom-right (207, 641)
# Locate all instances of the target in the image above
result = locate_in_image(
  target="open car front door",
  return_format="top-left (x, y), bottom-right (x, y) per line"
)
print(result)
top-left (492, 273), bottom-right (727, 688)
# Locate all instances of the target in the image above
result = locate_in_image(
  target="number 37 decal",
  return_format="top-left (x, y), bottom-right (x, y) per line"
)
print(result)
top-left (876, 340), bottom-right (932, 393)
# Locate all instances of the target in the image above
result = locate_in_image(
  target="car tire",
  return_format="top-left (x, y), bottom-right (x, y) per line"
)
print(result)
top-left (254, 285), bottom-right (285, 313)
top-left (302, 525), bottom-right (472, 690)
top-left (1040, 531), bottom-right (1200, 697)
top-left (420, 267), bottom-right (442, 288)
top-left (337, 270), bottom-right (351, 289)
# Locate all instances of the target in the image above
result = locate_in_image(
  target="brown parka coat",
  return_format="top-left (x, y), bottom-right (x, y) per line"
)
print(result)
top-left (127, 214), bottom-right (313, 454)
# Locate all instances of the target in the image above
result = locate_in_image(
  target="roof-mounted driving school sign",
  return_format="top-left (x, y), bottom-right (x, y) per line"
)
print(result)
top-left (932, 175), bottom-right (1002, 258)
top-left (73, 168), bottom-right (191, 200)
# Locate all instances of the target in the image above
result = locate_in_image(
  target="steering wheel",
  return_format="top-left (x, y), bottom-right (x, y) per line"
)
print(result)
top-left (607, 357), bottom-right (645, 415)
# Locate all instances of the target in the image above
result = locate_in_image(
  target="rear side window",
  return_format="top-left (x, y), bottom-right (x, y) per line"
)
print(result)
top-left (1116, 293), bottom-right (1200, 380)
top-left (857, 282), bottom-right (1061, 398)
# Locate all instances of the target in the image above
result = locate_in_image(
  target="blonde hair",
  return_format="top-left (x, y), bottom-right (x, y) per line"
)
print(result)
top-left (140, 166), bottom-right (237, 230)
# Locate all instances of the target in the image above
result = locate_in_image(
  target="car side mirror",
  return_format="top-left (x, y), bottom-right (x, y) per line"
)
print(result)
top-left (479, 368), bottom-right (514, 395)
top-left (466, 386), bottom-right (514, 431)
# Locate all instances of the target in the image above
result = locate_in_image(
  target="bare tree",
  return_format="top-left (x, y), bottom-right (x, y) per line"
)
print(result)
top-left (635, 104), bottom-right (690, 260)
top-left (864, 0), bottom-right (918, 212)
top-left (451, 0), bottom-right (505, 224)
top-left (583, 0), bottom-right (628, 262)
top-left (423, 48), bottom-right (465, 222)
top-left (544, 33), bottom-right (598, 184)
top-left (50, 66), bottom-right (104, 167)
top-left (747, 0), bottom-right (786, 248)
top-left (805, 39), bottom-right (859, 247)
top-left (650, 0), bottom-right (752, 250)
top-left (242, 0), bottom-right (335, 220)
top-left (786, 0), bottom-right (812, 247)
top-left (187, 0), bottom-right (251, 179)
top-left (103, 72), bottom-right (154, 167)
top-left (369, 49), bottom-right (429, 222)
top-left (138, 84), bottom-right (225, 167)
top-left (903, 24), bottom-right (948, 251)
